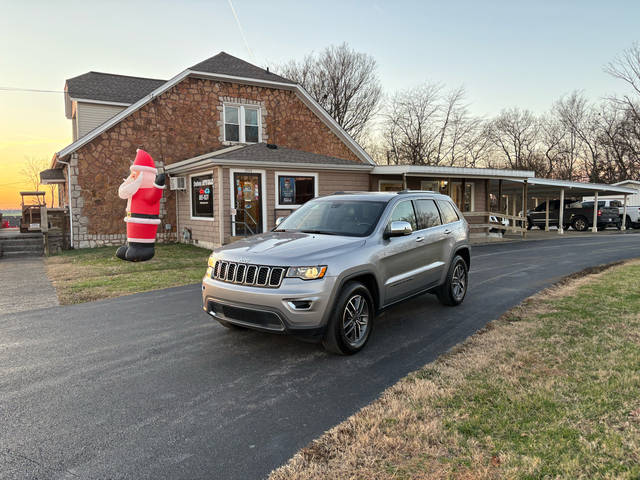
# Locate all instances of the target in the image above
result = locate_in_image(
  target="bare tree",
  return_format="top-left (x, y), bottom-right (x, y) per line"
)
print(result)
top-left (20, 157), bottom-right (56, 206)
top-left (604, 44), bottom-right (640, 181)
top-left (383, 82), bottom-right (441, 165)
top-left (488, 108), bottom-right (543, 173)
top-left (277, 43), bottom-right (382, 140)
top-left (458, 121), bottom-right (493, 168)
top-left (381, 83), bottom-right (484, 166)
top-left (553, 92), bottom-right (606, 182)
top-left (605, 42), bottom-right (640, 99)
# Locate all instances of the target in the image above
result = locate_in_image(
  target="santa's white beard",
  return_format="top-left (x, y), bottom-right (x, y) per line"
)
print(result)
top-left (118, 173), bottom-right (144, 200)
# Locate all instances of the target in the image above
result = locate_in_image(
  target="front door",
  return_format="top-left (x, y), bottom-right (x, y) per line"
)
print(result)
top-left (233, 172), bottom-right (262, 236)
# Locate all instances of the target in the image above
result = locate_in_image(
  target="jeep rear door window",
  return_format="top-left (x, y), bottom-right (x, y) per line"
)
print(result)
top-left (437, 200), bottom-right (460, 224)
top-left (414, 199), bottom-right (442, 229)
top-left (388, 200), bottom-right (418, 231)
top-left (275, 200), bottom-right (387, 237)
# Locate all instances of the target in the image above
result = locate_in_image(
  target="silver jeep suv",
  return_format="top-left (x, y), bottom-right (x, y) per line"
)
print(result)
top-left (202, 191), bottom-right (471, 354)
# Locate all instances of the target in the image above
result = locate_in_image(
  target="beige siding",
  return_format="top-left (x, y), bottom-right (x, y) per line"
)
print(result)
top-left (182, 167), bottom-right (371, 246)
top-left (76, 102), bottom-right (127, 138)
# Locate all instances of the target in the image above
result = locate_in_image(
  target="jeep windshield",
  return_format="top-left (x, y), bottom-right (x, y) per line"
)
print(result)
top-left (274, 199), bottom-right (388, 237)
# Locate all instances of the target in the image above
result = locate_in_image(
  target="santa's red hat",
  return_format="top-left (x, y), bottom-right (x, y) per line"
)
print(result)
top-left (130, 148), bottom-right (157, 173)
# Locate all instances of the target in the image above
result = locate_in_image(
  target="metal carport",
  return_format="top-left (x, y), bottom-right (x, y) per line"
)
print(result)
top-left (488, 177), bottom-right (638, 236)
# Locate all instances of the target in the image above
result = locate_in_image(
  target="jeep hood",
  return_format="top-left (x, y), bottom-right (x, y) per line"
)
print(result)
top-left (213, 232), bottom-right (365, 266)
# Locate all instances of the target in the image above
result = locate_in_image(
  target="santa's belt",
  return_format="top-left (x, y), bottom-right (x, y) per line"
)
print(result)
top-left (127, 213), bottom-right (159, 219)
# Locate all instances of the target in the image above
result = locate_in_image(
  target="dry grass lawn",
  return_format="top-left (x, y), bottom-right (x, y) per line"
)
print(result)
top-left (46, 243), bottom-right (210, 304)
top-left (270, 260), bottom-right (640, 480)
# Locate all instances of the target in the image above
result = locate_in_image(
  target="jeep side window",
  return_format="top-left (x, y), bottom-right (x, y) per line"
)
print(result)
top-left (388, 200), bottom-right (417, 231)
top-left (414, 199), bottom-right (442, 229)
top-left (437, 200), bottom-right (460, 224)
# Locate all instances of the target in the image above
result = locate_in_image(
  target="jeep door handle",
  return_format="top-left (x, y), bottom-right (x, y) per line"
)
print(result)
top-left (415, 236), bottom-right (424, 242)
top-left (444, 229), bottom-right (452, 235)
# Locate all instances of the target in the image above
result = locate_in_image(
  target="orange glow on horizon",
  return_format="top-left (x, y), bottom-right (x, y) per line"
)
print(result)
top-left (0, 92), bottom-right (71, 210)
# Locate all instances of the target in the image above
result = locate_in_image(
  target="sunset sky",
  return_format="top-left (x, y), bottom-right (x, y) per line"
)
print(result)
top-left (1, 0), bottom-right (638, 209)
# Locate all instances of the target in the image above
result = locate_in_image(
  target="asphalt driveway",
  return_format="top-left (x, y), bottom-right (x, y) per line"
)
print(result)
top-left (1, 234), bottom-right (639, 480)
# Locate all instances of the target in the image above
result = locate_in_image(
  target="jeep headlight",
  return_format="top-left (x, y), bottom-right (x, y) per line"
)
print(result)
top-left (207, 254), bottom-right (216, 268)
top-left (286, 266), bottom-right (327, 280)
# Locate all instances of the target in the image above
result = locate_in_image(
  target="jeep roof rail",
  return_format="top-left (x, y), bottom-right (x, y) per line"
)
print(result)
top-left (330, 191), bottom-right (370, 195)
top-left (397, 189), bottom-right (437, 194)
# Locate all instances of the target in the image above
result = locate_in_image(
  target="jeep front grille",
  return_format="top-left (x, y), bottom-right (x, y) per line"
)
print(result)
top-left (212, 261), bottom-right (286, 288)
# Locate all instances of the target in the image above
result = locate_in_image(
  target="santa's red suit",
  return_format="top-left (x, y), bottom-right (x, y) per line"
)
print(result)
top-left (116, 149), bottom-right (165, 262)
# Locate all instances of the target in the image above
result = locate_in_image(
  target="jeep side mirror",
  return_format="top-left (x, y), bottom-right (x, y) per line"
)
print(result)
top-left (275, 216), bottom-right (286, 227)
top-left (385, 220), bottom-right (413, 238)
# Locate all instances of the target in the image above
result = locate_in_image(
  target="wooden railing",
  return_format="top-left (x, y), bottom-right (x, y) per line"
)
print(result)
top-left (462, 211), bottom-right (527, 234)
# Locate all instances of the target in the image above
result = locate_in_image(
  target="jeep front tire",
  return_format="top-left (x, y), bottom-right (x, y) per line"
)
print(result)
top-left (322, 281), bottom-right (374, 355)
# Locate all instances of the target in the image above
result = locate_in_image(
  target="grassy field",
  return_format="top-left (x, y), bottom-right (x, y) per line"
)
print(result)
top-left (270, 261), bottom-right (640, 480)
top-left (45, 243), bottom-right (210, 304)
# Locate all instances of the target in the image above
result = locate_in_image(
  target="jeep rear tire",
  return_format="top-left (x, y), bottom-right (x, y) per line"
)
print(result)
top-left (436, 255), bottom-right (468, 306)
top-left (322, 281), bottom-right (374, 355)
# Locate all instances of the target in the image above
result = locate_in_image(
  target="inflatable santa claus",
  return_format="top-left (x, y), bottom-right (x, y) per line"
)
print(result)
top-left (116, 148), bottom-right (165, 262)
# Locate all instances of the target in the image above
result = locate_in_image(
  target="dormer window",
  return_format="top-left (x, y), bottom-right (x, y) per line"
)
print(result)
top-left (224, 104), bottom-right (261, 143)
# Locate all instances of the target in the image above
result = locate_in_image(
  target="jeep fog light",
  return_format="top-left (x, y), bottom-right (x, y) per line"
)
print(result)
top-left (286, 266), bottom-right (327, 280)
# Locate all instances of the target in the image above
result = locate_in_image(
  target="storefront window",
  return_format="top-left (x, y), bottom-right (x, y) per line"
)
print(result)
top-left (191, 174), bottom-right (214, 218)
top-left (277, 174), bottom-right (315, 207)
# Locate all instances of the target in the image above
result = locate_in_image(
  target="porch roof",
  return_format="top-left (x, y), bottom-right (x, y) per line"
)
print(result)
top-left (165, 143), bottom-right (373, 174)
top-left (40, 168), bottom-right (66, 184)
top-left (492, 177), bottom-right (638, 197)
top-left (372, 164), bottom-right (534, 180)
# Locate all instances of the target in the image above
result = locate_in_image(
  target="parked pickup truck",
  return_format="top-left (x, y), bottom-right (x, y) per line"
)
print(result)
top-left (526, 200), bottom-right (621, 231)
top-left (525, 199), bottom-right (573, 230)
top-left (585, 199), bottom-right (639, 229)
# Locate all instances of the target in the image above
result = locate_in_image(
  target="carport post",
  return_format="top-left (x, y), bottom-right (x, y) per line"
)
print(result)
top-left (498, 179), bottom-right (503, 212)
top-left (591, 191), bottom-right (598, 233)
top-left (622, 194), bottom-right (628, 231)
top-left (558, 188), bottom-right (565, 235)
top-left (544, 197), bottom-right (550, 231)
top-left (522, 181), bottom-right (528, 238)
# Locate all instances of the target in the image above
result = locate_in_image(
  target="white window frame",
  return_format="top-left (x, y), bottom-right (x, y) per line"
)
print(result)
top-left (229, 168), bottom-right (268, 236)
top-left (223, 103), bottom-right (262, 144)
top-left (274, 171), bottom-right (319, 209)
top-left (189, 171), bottom-right (215, 221)
top-left (378, 179), bottom-right (403, 191)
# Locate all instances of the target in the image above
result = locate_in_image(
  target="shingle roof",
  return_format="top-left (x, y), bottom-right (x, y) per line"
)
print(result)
top-left (218, 143), bottom-right (363, 166)
top-left (190, 52), bottom-right (295, 84)
top-left (40, 168), bottom-right (66, 183)
top-left (66, 72), bottom-right (166, 104)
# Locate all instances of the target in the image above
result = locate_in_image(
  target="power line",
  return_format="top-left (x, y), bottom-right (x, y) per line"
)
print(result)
top-left (0, 86), bottom-right (64, 94)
